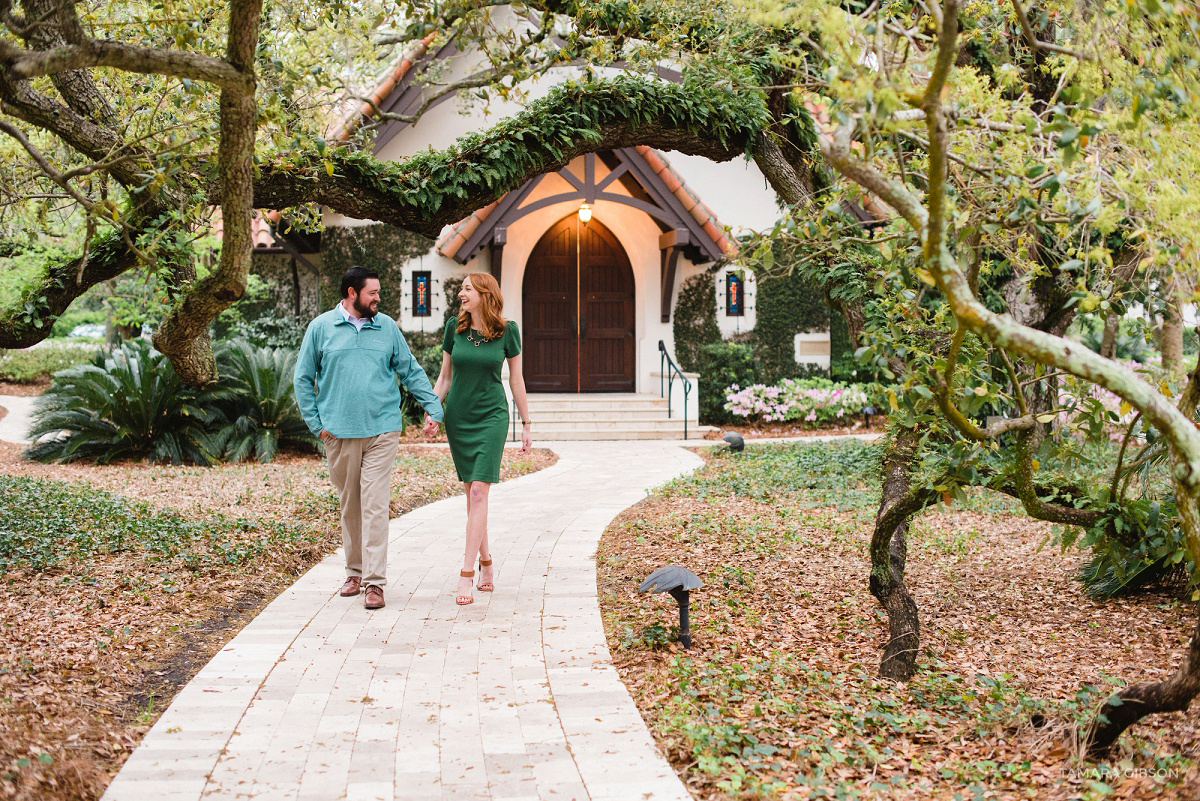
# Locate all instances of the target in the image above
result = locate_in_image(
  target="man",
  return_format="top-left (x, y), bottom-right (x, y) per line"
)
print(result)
top-left (294, 267), bottom-right (443, 610)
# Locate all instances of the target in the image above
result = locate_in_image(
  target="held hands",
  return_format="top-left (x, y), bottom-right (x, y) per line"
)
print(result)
top-left (422, 414), bottom-right (440, 438)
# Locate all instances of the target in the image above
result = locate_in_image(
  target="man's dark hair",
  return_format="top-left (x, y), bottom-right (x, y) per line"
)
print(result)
top-left (341, 266), bottom-right (379, 298)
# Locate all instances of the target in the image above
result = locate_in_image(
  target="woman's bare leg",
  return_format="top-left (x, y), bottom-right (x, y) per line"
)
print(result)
top-left (477, 480), bottom-right (493, 589)
top-left (458, 481), bottom-right (491, 602)
top-left (477, 517), bottom-right (494, 590)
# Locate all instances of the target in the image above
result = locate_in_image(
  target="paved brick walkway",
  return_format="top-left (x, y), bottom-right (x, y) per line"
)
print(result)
top-left (103, 441), bottom-right (703, 801)
top-left (0, 394), bottom-right (35, 444)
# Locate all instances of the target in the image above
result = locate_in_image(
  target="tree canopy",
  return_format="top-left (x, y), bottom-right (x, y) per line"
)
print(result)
top-left (4, 0), bottom-right (1200, 754)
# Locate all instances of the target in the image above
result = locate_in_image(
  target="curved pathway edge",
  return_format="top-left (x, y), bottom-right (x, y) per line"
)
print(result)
top-left (0, 394), bottom-right (35, 444)
top-left (103, 441), bottom-right (703, 801)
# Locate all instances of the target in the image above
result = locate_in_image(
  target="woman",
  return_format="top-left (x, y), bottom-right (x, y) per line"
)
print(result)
top-left (434, 273), bottom-right (532, 605)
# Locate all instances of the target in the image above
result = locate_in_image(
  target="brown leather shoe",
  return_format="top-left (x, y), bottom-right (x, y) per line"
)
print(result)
top-left (339, 576), bottom-right (361, 597)
top-left (364, 585), bottom-right (385, 610)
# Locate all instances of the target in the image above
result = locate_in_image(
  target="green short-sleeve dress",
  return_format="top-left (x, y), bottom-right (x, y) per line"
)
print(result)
top-left (443, 318), bottom-right (521, 483)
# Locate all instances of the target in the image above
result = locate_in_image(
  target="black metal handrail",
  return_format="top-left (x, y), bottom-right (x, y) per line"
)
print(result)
top-left (658, 340), bottom-right (692, 440)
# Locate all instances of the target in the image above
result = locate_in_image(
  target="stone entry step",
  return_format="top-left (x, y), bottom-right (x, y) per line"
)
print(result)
top-left (523, 393), bottom-right (693, 440)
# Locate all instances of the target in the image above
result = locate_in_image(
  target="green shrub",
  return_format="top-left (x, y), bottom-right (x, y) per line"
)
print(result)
top-left (227, 315), bottom-right (308, 350)
top-left (829, 308), bottom-right (872, 383)
top-left (1075, 317), bottom-right (1151, 363)
top-left (25, 340), bottom-right (226, 465)
top-left (0, 243), bottom-right (73, 312)
top-left (49, 309), bottom-right (106, 339)
top-left (417, 343), bottom-right (443, 382)
top-left (0, 342), bottom-right (102, 383)
top-left (725, 379), bottom-right (871, 425)
top-left (697, 341), bottom-right (758, 425)
top-left (0, 474), bottom-right (319, 572)
top-left (398, 329), bottom-right (445, 383)
top-left (210, 274), bottom-right (279, 340)
top-left (215, 339), bottom-right (318, 462)
top-left (1078, 552), bottom-right (1188, 600)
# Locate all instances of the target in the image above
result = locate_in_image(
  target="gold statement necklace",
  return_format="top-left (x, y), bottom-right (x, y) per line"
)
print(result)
top-left (465, 328), bottom-right (493, 347)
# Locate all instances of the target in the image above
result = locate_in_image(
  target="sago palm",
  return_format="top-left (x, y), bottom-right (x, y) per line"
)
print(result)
top-left (215, 338), bottom-right (318, 462)
top-left (26, 341), bottom-right (226, 465)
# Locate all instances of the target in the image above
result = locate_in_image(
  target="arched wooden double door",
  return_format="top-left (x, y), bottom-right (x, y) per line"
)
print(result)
top-left (523, 215), bottom-right (636, 392)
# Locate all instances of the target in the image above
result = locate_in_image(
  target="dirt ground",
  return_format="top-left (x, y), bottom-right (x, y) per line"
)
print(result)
top-left (0, 381), bottom-right (49, 397)
top-left (598, 450), bottom-right (1199, 800)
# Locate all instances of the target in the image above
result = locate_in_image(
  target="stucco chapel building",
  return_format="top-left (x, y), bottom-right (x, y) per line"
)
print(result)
top-left (253, 12), bottom-right (833, 435)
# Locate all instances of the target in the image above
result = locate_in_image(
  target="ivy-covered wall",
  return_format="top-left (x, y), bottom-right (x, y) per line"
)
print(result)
top-left (442, 276), bottom-right (463, 324)
top-left (671, 261), bottom-right (847, 424)
top-left (672, 267), bottom-right (723, 372)
top-left (751, 271), bottom-right (830, 384)
top-left (320, 224), bottom-right (435, 320)
top-left (250, 253), bottom-right (324, 319)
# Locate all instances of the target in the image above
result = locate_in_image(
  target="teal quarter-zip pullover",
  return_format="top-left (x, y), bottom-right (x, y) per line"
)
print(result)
top-left (293, 307), bottom-right (443, 438)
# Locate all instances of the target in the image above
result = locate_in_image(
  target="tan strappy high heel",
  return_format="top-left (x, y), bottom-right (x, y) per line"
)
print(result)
top-left (477, 558), bottom-right (494, 592)
top-left (456, 570), bottom-right (474, 605)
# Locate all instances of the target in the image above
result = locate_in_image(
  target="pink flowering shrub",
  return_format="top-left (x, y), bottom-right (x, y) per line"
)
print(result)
top-left (1056, 360), bottom-right (1166, 442)
top-left (724, 378), bottom-right (872, 426)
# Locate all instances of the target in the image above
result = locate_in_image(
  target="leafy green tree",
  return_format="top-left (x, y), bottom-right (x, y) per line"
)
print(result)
top-left (798, 0), bottom-right (1200, 754)
top-left (4, 0), bottom-right (1200, 754)
top-left (0, 0), bottom-right (764, 382)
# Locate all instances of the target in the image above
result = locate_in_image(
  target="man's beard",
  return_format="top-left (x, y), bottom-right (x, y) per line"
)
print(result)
top-left (352, 298), bottom-right (377, 318)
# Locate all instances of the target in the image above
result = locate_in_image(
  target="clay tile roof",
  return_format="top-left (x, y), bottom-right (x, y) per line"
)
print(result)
top-left (329, 33), bottom-right (439, 143)
top-left (634, 146), bottom-right (736, 257)
top-left (211, 209), bottom-right (278, 248)
top-left (435, 201), bottom-right (499, 259)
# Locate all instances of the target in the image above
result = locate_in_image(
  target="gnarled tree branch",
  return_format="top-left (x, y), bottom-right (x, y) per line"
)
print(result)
top-left (151, 0), bottom-right (261, 385)
top-left (255, 78), bottom-right (766, 237)
top-left (2, 77), bottom-right (769, 368)
top-left (0, 38), bottom-right (252, 91)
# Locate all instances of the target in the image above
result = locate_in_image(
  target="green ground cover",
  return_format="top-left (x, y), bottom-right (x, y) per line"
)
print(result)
top-left (0, 475), bottom-right (322, 572)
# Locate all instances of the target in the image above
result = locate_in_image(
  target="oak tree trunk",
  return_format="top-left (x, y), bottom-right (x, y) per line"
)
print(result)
top-left (1162, 306), bottom-right (1184, 377)
top-left (1085, 611), bottom-right (1200, 756)
top-left (1100, 312), bottom-right (1120, 359)
top-left (151, 0), bottom-right (260, 385)
top-left (869, 428), bottom-right (937, 681)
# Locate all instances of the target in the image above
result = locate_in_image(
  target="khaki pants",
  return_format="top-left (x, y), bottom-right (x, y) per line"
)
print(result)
top-left (325, 432), bottom-right (400, 587)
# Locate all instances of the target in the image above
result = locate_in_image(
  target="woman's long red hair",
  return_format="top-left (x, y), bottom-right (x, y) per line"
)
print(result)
top-left (456, 272), bottom-right (507, 340)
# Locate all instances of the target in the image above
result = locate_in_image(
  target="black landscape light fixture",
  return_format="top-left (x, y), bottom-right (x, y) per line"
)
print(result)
top-left (638, 566), bottom-right (703, 648)
top-left (722, 432), bottom-right (745, 453)
top-left (861, 404), bottom-right (877, 429)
